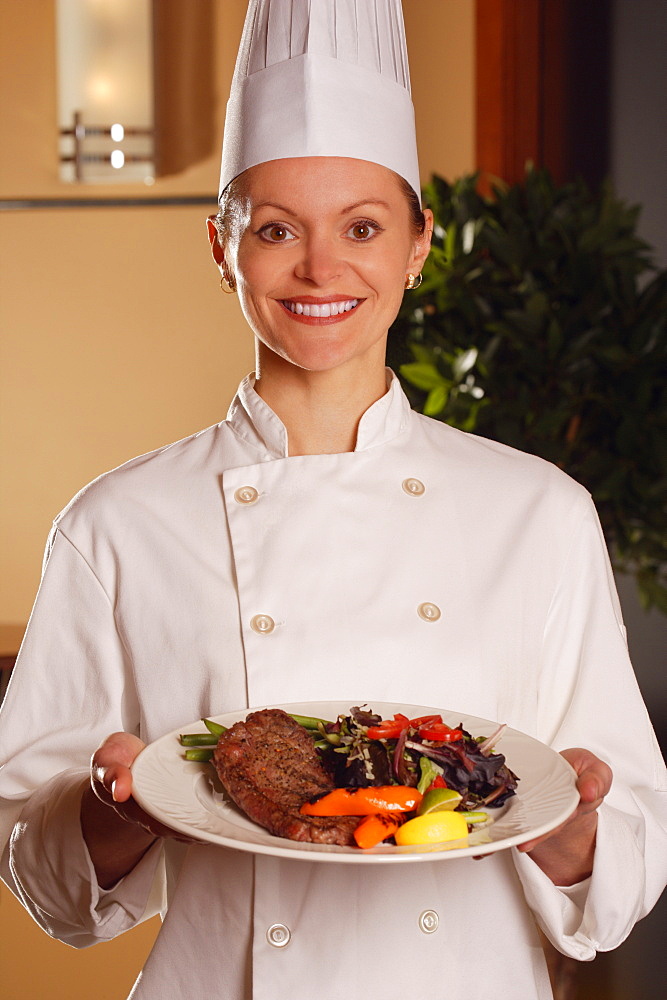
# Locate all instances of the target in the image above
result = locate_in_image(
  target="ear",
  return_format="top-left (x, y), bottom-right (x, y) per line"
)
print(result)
top-left (206, 215), bottom-right (225, 267)
top-left (408, 207), bottom-right (433, 274)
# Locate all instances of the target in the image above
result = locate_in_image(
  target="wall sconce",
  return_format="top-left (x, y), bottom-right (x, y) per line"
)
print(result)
top-left (55, 0), bottom-right (215, 186)
top-left (56, 0), bottom-right (155, 184)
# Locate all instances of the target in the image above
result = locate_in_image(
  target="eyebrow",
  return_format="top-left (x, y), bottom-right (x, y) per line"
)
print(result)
top-left (253, 198), bottom-right (391, 216)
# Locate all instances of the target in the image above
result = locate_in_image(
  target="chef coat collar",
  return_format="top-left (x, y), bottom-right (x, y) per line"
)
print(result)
top-left (227, 369), bottom-right (411, 459)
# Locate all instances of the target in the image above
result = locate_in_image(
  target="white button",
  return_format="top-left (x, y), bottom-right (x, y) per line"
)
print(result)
top-left (418, 909), bottom-right (439, 934)
top-left (250, 614), bottom-right (275, 635)
top-left (234, 486), bottom-right (259, 505)
top-left (267, 923), bottom-right (291, 947)
top-left (402, 477), bottom-right (425, 496)
top-left (417, 602), bottom-right (441, 622)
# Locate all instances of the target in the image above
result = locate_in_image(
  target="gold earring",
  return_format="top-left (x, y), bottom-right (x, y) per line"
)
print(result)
top-left (220, 271), bottom-right (236, 294)
top-left (405, 273), bottom-right (423, 290)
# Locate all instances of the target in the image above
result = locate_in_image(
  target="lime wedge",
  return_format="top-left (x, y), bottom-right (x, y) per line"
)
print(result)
top-left (417, 788), bottom-right (463, 816)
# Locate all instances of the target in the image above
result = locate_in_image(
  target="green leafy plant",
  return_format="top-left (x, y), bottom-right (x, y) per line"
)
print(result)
top-left (388, 168), bottom-right (667, 612)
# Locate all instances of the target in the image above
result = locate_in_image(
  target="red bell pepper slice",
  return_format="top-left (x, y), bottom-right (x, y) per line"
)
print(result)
top-left (418, 722), bottom-right (464, 742)
top-left (366, 713), bottom-right (411, 739)
top-left (407, 714), bottom-right (443, 728)
top-left (353, 813), bottom-right (401, 849)
top-left (300, 785), bottom-right (422, 816)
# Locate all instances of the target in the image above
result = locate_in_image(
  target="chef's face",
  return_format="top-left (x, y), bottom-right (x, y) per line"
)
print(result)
top-left (210, 157), bottom-right (432, 378)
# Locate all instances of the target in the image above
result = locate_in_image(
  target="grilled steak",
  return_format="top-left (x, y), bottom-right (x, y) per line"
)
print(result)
top-left (212, 708), bottom-right (358, 845)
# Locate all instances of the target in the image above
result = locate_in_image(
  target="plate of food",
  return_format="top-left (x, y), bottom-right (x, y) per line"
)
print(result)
top-left (131, 701), bottom-right (580, 863)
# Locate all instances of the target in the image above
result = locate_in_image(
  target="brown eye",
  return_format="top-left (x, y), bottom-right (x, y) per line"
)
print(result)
top-left (347, 220), bottom-right (381, 241)
top-left (258, 224), bottom-right (294, 243)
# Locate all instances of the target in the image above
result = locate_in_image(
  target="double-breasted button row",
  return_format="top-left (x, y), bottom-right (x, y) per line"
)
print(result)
top-left (249, 604), bottom-right (440, 633)
top-left (264, 913), bottom-right (437, 946)
top-left (235, 478), bottom-right (426, 506)
top-left (250, 604), bottom-right (441, 633)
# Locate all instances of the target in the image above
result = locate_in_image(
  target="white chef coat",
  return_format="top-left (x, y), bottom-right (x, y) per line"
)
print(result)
top-left (1, 371), bottom-right (666, 1000)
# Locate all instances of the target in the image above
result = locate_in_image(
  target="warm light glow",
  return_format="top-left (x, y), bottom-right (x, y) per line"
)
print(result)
top-left (110, 149), bottom-right (125, 169)
top-left (88, 74), bottom-right (114, 102)
top-left (110, 122), bottom-right (125, 142)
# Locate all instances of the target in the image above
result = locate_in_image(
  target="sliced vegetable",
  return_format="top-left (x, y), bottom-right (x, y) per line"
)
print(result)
top-left (300, 785), bottom-right (422, 816)
top-left (461, 810), bottom-right (491, 825)
top-left (407, 714), bottom-right (443, 727)
top-left (418, 722), bottom-right (464, 742)
top-left (184, 747), bottom-right (214, 761)
top-left (353, 813), bottom-right (401, 849)
top-left (366, 714), bottom-right (410, 739)
top-left (365, 713), bottom-right (445, 739)
top-left (476, 723), bottom-right (507, 756)
top-left (392, 724), bottom-right (412, 784)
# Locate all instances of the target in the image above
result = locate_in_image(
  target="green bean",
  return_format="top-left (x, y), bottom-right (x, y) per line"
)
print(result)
top-left (203, 718), bottom-right (226, 736)
top-left (289, 713), bottom-right (332, 729)
top-left (179, 733), bottom-right (219, 746)
top-left (184, 748), bottom-right (214, 761)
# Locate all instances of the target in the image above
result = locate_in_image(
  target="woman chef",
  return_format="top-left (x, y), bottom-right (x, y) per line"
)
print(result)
top-left (1, 2), bottom-right (666, 998)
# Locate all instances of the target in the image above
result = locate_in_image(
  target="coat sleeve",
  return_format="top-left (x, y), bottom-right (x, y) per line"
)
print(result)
top-left (512, 496), bottom-right (667, 959)
top-left (0, 528), bottom-right (164, 947)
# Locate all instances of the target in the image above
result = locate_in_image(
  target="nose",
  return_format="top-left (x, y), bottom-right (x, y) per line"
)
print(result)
top-left (294, 234), bottom-right (343, 286)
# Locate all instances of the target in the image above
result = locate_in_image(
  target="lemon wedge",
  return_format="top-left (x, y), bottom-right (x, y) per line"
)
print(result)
top-left (395, 810), bottom-right (469, 846)
top-left (417, 788), bottom-right (463, 815)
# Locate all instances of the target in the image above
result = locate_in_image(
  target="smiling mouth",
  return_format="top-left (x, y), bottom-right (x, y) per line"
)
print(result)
top-left (280, 298), bottom-right (360, 318)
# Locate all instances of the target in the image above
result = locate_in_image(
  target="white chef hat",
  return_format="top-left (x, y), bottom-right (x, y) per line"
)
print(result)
top-left (219, 0), bottom-right (420, 202)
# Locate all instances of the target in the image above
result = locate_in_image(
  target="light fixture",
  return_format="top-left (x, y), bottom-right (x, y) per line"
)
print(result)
top-left (56, 0), bottom-right (155, 184)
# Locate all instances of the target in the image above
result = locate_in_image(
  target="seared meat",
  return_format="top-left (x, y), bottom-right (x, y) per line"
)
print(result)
top-left (212, 708), bottom-right (358, 846)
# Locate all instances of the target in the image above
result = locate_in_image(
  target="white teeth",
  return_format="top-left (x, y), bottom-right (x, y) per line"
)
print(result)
top-left (283, 298), bottom-right (359, 317)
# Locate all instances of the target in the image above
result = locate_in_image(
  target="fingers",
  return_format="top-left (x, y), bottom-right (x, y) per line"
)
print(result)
top-left (516, 749), bottom-right (611, 856)
top-left (560, 748), bottom-right (613, 798)
top-left (88, 732), bottom-right (207, 845)
top-left (93, 731), bottom-right (146, 771)
top-left (90, 731), bottom-right (147, 809)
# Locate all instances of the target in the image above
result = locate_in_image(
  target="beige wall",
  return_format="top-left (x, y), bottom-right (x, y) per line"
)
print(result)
top-left (0, 2), bottom-right (475, 997)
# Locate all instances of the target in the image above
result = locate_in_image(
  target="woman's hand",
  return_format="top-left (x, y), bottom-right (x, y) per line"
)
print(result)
top-left (516, 748), bottom-right (613, 886)
top-left (81, 731), bottom-right (202, 889)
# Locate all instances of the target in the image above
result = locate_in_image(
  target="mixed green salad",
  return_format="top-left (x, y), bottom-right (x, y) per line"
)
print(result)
top-left (181, 706), bottom-right (519, 813)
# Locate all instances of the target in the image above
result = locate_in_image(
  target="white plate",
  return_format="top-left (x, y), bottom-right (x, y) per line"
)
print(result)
top-left (131, 701), bottom-right (579, 864)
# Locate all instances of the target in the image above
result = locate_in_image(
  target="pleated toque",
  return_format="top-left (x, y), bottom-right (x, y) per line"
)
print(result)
top-left (219, 0), bottom-right (420, 201)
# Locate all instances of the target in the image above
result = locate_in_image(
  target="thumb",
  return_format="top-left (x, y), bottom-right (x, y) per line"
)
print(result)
top-left (91, 732), bottom-right (146, 803)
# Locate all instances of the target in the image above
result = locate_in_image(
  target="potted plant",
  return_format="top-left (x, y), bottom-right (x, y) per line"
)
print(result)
top-left (388, 168), bottom-right (667, 612)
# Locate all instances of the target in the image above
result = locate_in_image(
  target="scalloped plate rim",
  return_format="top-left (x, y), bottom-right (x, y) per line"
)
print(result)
top-left (131, 701), bottom-right (580, 864)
